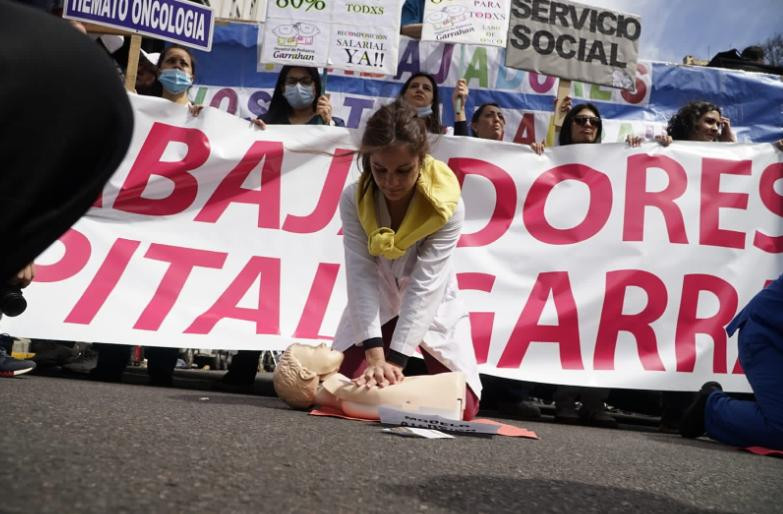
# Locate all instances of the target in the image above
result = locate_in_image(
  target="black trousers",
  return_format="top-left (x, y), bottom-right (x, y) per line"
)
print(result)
top-left (0, 0), bottom-right (133, 280)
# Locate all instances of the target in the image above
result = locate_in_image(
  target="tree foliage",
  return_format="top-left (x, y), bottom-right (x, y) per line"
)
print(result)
top-left (760, 34), bottom-right (783, 65)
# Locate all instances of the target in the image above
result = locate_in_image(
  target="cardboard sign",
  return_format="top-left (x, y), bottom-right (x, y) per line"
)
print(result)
top-left (505, 0), bottom-right (640, 89)
top-left (211, 0), bottom-right (268, 23)
top-left (260, 0), bottom-right (402, 74)
top-left (64, 0), bottom-right (215, 51)
top-left (421, 0), bottom-right (511, 47)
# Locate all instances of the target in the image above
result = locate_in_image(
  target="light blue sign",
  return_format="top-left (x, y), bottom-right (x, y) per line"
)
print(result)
top-left (64, 0), bottom-right (214, 51)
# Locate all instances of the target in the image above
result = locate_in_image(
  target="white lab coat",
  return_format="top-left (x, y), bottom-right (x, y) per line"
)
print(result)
top-left (332, 182), bottom-right (482, 397)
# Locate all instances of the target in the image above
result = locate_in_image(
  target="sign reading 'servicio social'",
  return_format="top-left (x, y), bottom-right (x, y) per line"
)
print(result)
top-left (64, 0), bottom-right (215, 51)
top-left (421, 0), bottom-right (511, 48)
top-left (505, 0), bottom-right (640, 89)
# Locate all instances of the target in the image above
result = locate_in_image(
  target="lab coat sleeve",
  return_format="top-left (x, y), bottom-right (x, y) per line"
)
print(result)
top-left (339, 184), bottom-right (383, 346)
top-left (390, 201), bottom-right (464, 356)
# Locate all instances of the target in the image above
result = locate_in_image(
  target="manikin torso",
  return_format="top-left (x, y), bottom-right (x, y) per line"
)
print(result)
top-left (283, 343), bottom-right (468, 420)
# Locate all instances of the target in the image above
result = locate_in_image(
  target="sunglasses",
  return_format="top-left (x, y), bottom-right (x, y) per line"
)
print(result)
top-left (573, 115), bottom-right (601, 127)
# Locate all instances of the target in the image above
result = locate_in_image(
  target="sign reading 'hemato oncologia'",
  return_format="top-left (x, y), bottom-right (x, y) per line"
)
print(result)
top-left (505, 0), bottom-right (640, 90)
top-left (64, 0), bottom-right (215, 51)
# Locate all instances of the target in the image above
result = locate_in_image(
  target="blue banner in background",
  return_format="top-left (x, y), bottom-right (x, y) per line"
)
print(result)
top-left (189, 23), bottom-right (783, 142)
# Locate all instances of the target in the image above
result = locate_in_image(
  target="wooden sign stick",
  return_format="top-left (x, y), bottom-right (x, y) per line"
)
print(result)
top-left (124, 34), bottom-right (142, 93)
top-left (553, 78), bottom-right (571, 128)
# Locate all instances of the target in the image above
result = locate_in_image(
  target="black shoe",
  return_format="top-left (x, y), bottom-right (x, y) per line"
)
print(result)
top-left (30, 340), bottom-right (76, 368)
top-left (579, 405), bottom-right (618, 429)
top-left (680, 382), bottom-right (723, 438)
top-left (554, 401), bottom-right (580, 424)
top-left (61, 346), bottom-right (98, 374)
top-left (497, 399), bottom-right (542, 420)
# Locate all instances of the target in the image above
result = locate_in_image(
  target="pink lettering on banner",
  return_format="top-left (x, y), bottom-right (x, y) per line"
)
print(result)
top-left (449, 158), bottom-right (516, 247)
top-left (133, 244), bottom-right (228, 331)
top-left (700, 158), bottom-right (751, 249)
top-left (114, 123), bottom-right (211, 216)
top-left (623, 154), bottom-right (688, 244)
top-left (35, 229), bottom-right (91, 283)
top-left (194, 141), bottom-right (283, 228)
top-left (512, 113), bottom-right (536, 144)
top-left (675, 274), bottom-right (738, 374)
top-left (753, 162), bottom-right (783, 253)
top-left (620, 63), bottom-right (648, 104)
top-left (523, 164), bottom-right (612, 244)
top-left (65, 239), bottom-right (141, 324)
top-left (594, 270), bottom-right (667, 371)
top-left (497, 271), bottom-right (584, 370)
top-left (457, 272), bottom-right (497, 364)
top-left (293, 263), bottom-right (340, 339)
top-left (185, 256), bottom-right (281, 335)
top-left (283, 149), bottom-right (353, 233)
top-left (528, 72), bottom-right (556, 93)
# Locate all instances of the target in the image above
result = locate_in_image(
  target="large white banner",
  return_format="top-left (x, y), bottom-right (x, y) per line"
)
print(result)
top-left (7, 95), bottom-right (783, 392)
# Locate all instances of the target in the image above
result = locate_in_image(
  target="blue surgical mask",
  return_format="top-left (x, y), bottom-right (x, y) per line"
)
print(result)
top-left (416, 105), bottom-right (433, 118)
top-left (159, 69), bottom-right (192, 94)
top-left (284, 83), bottom-right (316, 109)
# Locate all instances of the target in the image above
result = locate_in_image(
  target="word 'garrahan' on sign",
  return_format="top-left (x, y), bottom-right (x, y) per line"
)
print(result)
top-left (64, 0), bottom-right (215, 51)
top-left (505, 0), bottom-right (640, 90)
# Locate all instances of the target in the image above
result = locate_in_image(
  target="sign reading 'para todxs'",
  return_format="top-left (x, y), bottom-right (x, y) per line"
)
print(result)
top-left (64, 0), bottom-right (215, 51)
top-left (421, 0), bottom-right (511, 48)
top-left (260, 0), bottom-right (403, 75)
top-left (505, 0), bottom-right (640, 90)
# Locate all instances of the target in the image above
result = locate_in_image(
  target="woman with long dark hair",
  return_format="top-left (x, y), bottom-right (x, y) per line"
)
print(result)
top-left (332, 100), bottom-right (482, 419)
top-left (261, 66), bottom-right (344, 126)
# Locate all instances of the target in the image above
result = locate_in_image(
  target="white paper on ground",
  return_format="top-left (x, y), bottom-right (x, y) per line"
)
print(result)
top-left (378, 406), bottom-right (500, 435)
top-left (382, 427), bottom-right (455, 439)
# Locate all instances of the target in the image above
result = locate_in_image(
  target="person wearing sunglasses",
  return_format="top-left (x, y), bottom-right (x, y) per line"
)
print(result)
top-left (531, 98), bottom-right (643, 154)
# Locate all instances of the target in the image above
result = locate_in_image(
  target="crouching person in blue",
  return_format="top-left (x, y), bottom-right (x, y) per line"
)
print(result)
top-left (681, 275), bottom-right (783, 449)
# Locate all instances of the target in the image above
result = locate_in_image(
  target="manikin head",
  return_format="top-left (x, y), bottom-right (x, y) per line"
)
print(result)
top-left (273, 343), bottom-right (343, 409)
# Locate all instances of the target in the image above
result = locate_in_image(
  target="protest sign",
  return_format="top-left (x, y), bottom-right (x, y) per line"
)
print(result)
top-left (6, 95), bottom-right (782, 393)
top-left (64, 0), bottom-right (215, 51)
top-left (505, 0), bottom-right (640, 90)
top-left (260, 0), bottom-right (403, 74)
top-left (210, 0), bottom-right (268, 22)
top-left (421, 0), bottom-right (511, 47)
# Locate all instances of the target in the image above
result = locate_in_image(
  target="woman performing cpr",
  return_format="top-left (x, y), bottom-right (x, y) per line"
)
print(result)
top-left (331, 100), bottom-right (482, 420)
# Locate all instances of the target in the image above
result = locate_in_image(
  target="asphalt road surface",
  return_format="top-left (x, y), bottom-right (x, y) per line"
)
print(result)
top-left (2, 374), bottom-right (781, 513)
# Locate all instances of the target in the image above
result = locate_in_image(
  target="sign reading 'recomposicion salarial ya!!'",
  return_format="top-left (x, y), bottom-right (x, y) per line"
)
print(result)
top-left (63, 0), bottom-right (215, 51)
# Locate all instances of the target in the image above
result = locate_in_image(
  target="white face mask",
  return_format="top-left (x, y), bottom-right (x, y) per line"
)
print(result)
top-left (283, 83), bottom-right (316, 109)
top-left (415, 105), bottom-right (433, 118)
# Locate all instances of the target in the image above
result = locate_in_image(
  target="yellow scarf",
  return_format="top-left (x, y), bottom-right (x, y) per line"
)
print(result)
top-left (357, 155), bottom-right (460, 260)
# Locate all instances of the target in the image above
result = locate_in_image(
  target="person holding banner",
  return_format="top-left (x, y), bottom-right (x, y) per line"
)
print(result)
top-left (680, 274), bottom-right (783, 450)
top-left (155, 44), bottom-right (204, 117)
top-left (398, 73), bottom-right (443, 134)
top-left (450, 79), bottom-right (506, 141)
top-left (657, 101), bottom-right (736, 145)
top-left (259, 66), bottom-right (344, 127)
top-left (332, 100), bottom-right (482, 419)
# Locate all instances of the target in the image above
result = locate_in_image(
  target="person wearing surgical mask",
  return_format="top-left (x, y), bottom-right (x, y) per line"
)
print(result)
top-left (155, 44), bottom-right (203, 117)
top-left (259, 66), bottom-right (344, 127)
top-left (398, 72), bottom-right (443, 134)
